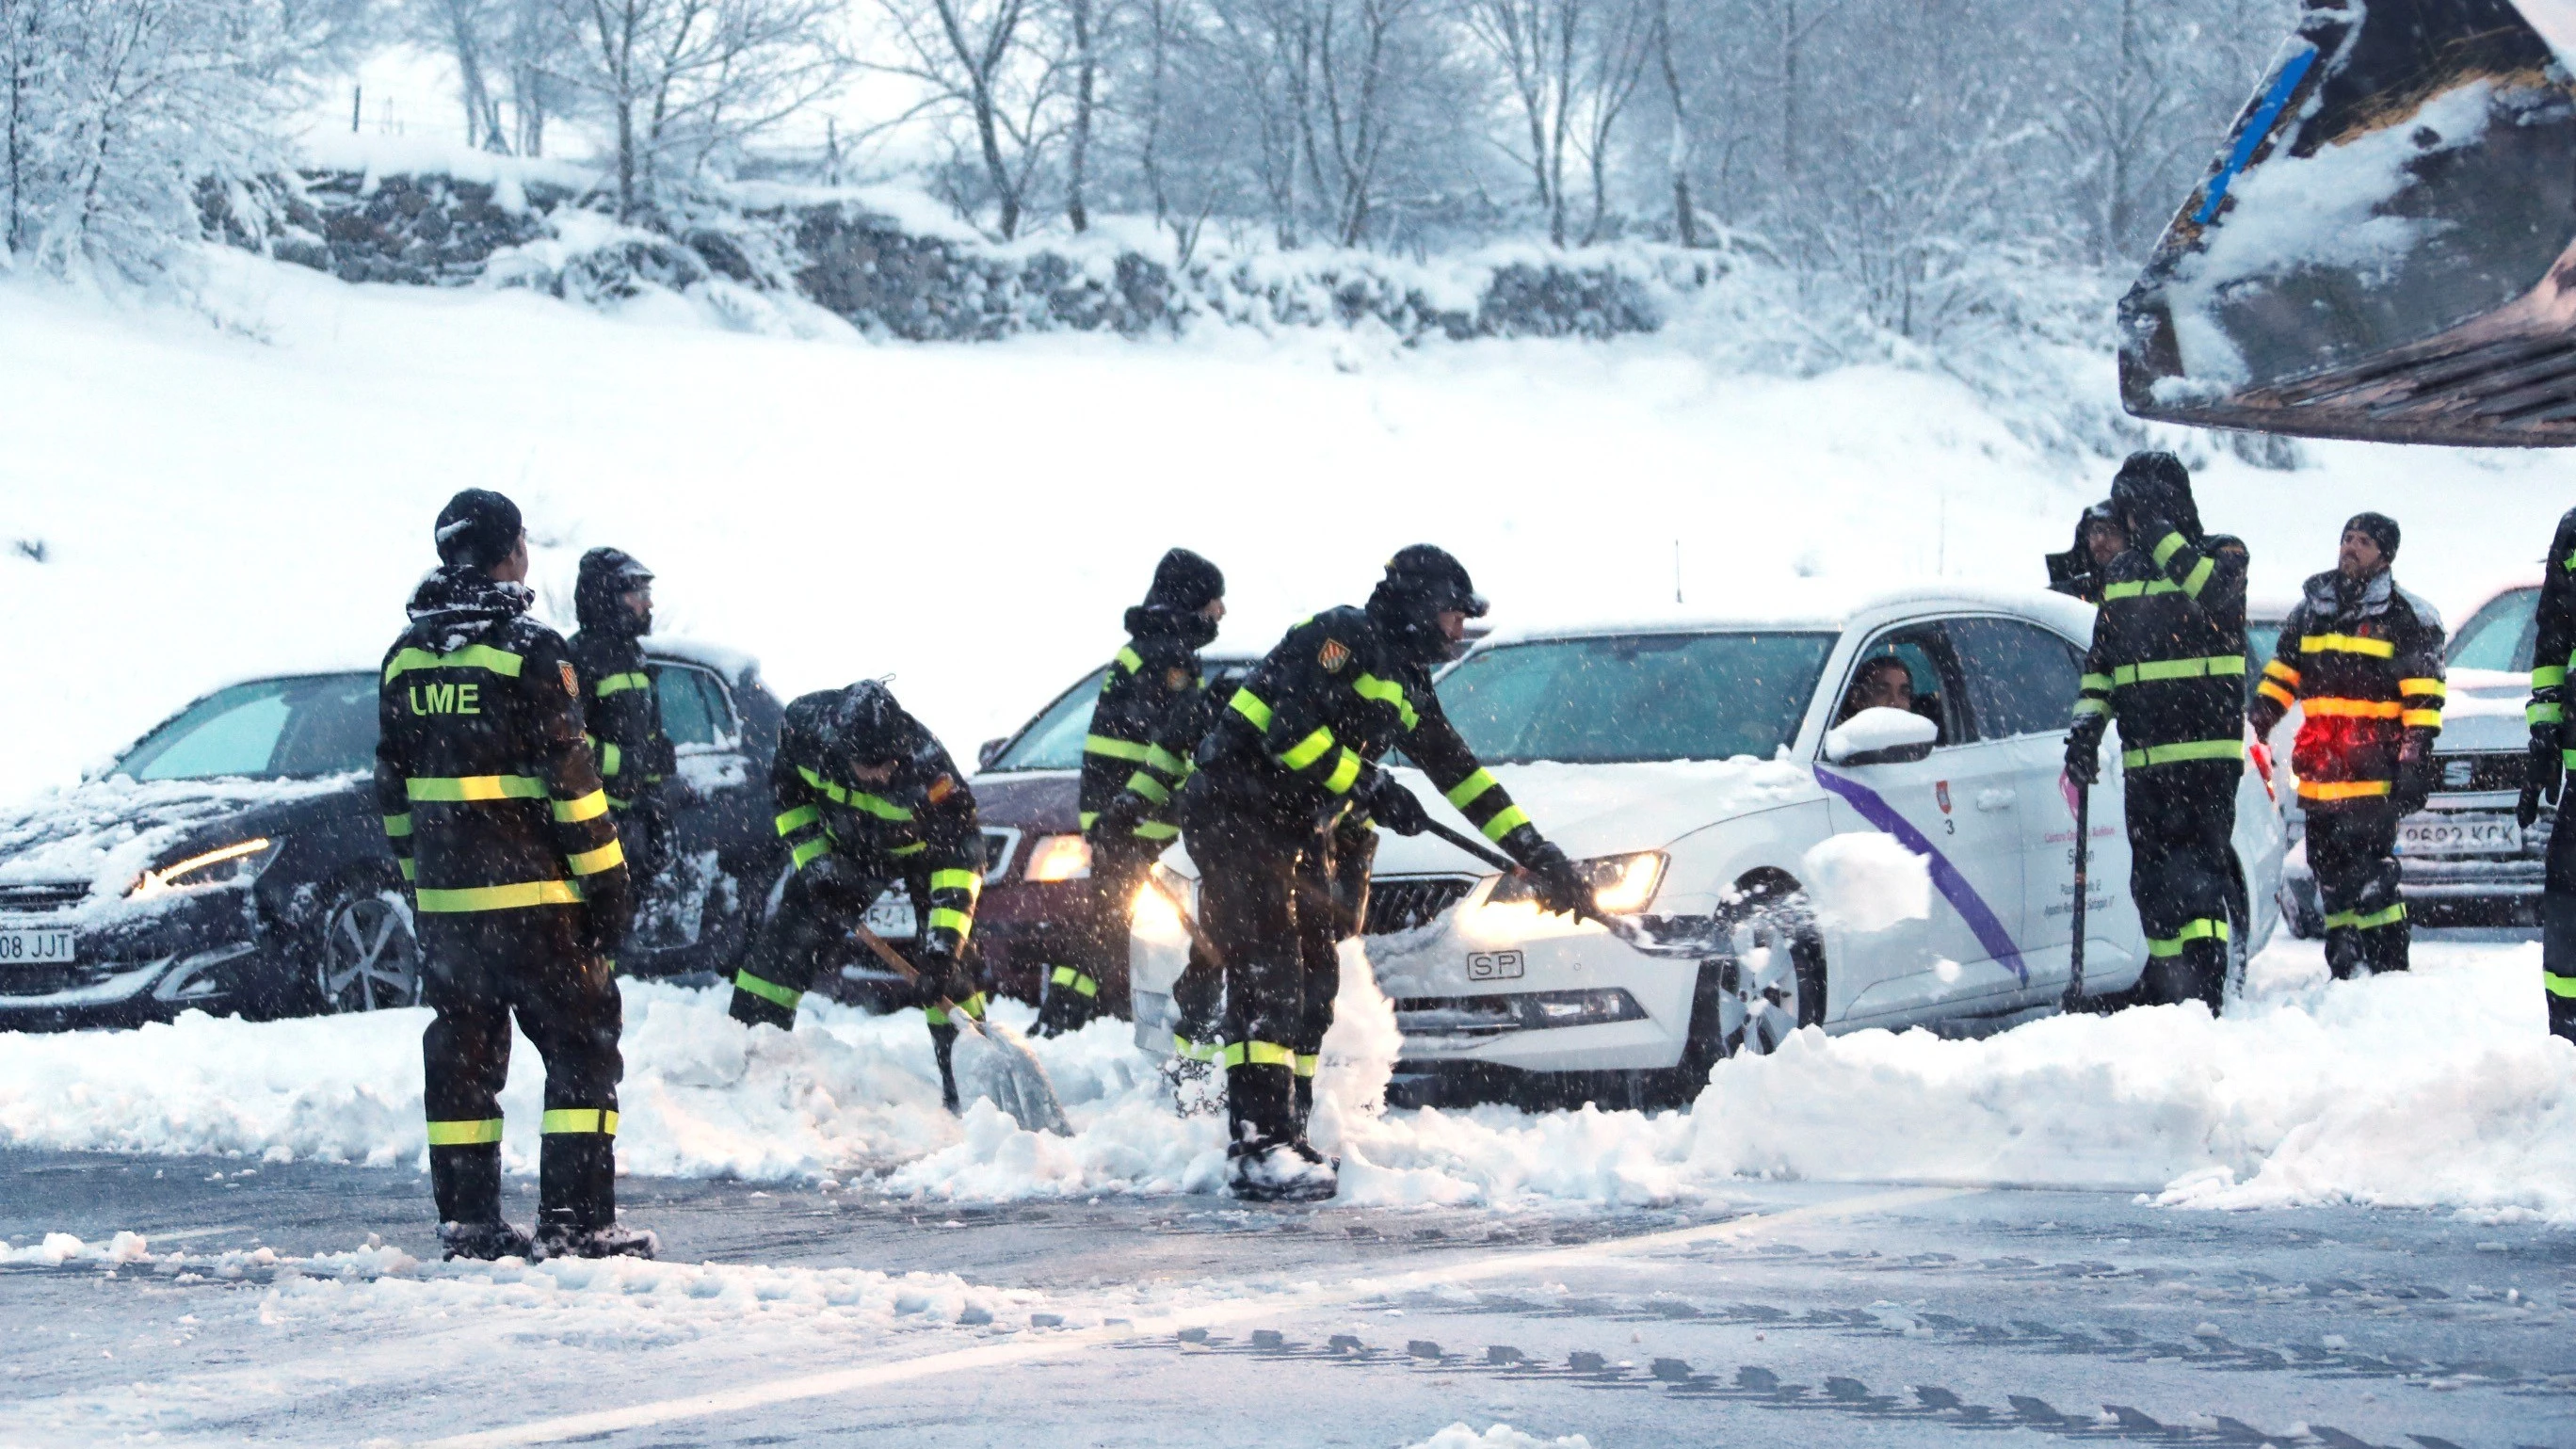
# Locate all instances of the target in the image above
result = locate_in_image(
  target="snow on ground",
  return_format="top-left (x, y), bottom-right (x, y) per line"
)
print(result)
top-left (1, 251), bottom-right (2568, 799)
top-left (4, 935), bottom-right (2569, 1223)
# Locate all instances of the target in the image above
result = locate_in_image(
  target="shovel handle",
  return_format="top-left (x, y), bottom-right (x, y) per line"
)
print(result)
top-left (1419, 819), bottom-right (1637, 943)
top-left (849, 921), bottom-right (979, 1032)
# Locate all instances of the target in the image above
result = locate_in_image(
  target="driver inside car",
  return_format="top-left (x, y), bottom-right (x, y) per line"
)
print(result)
top-left (1837, 656), bottom-right (1915, 724)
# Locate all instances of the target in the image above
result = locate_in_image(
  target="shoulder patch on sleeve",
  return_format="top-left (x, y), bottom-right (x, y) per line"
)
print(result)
top-left (1167, 668), bottom-right (1190, 690)
top-left (559, 660), bottom-right (579, 695)
top-left (1317, 639), bottom-right (1352, 674)
top-left (926, 774), bottom-right (957, 805)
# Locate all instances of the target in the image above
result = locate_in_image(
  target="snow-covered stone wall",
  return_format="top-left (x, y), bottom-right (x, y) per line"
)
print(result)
top-left (201, 158), bottom-right (1715, 345)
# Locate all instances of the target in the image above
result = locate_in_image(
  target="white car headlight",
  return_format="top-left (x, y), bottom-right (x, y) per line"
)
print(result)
top-left (1488, 850), bottom-right (1666, 916)
top-left (130, 838), bottom-right (275, 899)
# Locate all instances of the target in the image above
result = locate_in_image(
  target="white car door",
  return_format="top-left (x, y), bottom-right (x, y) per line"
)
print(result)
top-left (1945, 614), bottom-right (2128, 1005)
top-left (1813, 619), bottom-right (2032, 1025)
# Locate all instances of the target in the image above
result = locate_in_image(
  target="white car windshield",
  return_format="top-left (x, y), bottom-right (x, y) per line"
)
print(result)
top-left (1438, 631), bottom-right (1837, 764)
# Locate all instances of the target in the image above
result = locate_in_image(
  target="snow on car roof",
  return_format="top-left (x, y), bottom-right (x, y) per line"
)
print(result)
top-left (647, 636), bottom-right (762, 683)
top-left (1473, 581), bottom-right (2101, 649)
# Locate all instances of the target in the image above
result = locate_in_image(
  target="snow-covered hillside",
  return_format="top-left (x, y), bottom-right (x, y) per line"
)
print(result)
top-left (2, 251), bottom-right (2568, 801)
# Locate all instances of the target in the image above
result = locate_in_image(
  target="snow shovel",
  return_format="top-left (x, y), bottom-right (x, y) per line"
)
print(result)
top-left (2119, 0), bottom-right (2576, 445)
top-left (2062, 776), bottom-right (2090, 1015)
top-left (848, 923), bottom-right (1071, 1136)
top-left (1417, 818), bottom-right (1641, 944)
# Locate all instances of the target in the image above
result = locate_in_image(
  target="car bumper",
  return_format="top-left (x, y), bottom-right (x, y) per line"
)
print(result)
top-left (0, 894), bottom-right (261, 1028)
top-left (2283, 803), bottom-right (2551, 906)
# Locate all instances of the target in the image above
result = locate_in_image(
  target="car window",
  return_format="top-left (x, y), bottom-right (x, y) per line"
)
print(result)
top-left (990, 666), bottom-right (1116, 772)
top-left (1948, 616), bottom-right (2084, 739)
top-left (1843, 624), bottom-right (1971, 746)
top-left (1438, 632), bottom-right (1837, 764)
top-left (651, 665), bottom-right (737, 748)
top-left (117, 673), bottom-right (378, 781)
top-left (2448, 586), bottom-right (2540, 672)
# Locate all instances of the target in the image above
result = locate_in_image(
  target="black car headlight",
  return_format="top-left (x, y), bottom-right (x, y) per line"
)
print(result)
top-left (1487, 850), bottom-right (1665, 915)
top-left (129, 838), bottom-right (276, 900)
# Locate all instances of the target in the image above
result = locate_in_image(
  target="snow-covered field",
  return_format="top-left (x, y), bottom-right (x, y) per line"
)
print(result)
top-left (1, 251), bottom-right (2568, 799)
top-left (2, 932), bottom-right (2568, 1223)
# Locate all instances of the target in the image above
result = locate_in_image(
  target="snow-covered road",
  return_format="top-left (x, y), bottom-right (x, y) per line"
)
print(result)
top-left (0, 931), bottom-right (2571, 1446)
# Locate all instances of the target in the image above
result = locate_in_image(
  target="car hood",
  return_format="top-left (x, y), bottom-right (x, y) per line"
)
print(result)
top-left (0, 775), bottom-right (357, 906)
top-left (2437, 668), bottom-right (2533, 752)
top-left (1377, 758), bottom-right (1817, 874)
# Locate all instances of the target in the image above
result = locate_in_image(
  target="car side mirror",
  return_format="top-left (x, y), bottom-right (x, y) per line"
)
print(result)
top-left (975, 737), bottom-right (1007, 770)
top-left (1824, 706), bottom-right (1939, 766)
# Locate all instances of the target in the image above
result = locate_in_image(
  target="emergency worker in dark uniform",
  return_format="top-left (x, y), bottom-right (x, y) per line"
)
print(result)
top-left (727, 682), bottom-right (988, 1105)
top-left (2045, 500), bottom-right (2125, 606)
top-left (2521, 506), bottom-right (2576, 1041)
top-left (569, 549), bottom-right (682, 918)
top-left (1054, 549), bottom-right (1228, 1037)
top-left (2065, 453), bottom-right (2251, 1011)
top-left (2248, 513), bottom-right (2444, 978)
top-left (376, 490), bottom-right (652, 1262)
top-left (1178, 546), bottom-right (1591, 1200)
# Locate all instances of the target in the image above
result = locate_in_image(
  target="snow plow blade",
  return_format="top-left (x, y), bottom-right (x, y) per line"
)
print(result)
top-left (2119, 0), bottom-right (2576, 446)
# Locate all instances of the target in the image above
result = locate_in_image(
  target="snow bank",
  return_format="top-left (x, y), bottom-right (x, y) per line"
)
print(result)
top-left (7, 939), bottom-right (2567, 1222)
top-left (1689, 941), bottom-right (2576, 1219)
top-left (1799, 832), bottom-right (1932, 933)
top-left (1405, 1426), bottom-right (1593, 1449)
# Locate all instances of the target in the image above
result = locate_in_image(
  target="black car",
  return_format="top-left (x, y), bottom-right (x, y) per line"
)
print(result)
top-left (0, 641), bottom-right (783, 1030)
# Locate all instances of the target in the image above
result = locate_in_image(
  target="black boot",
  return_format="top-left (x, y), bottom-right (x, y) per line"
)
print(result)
top-left (930, 1023), bottom-right (961, 1113)
top-left (1224, 1065), bottom-right (1335, 1203)
top-left (430, 1140), bottom-right (505, 1227)
top-left (534, 1221), bottom-right (659, 1261)
top-left (440, 1219), bottom-right (534, 1262)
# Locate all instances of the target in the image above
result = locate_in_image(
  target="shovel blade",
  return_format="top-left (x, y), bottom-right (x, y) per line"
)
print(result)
top-left (948, 1018), bottom-right (1073, 1136)
top-left (2120, 0), bottom-right (2576, 446)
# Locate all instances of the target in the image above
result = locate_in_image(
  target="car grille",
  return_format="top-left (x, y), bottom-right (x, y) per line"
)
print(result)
top-left (2432, 752), bottom-right (2525, 795)
top-left (1365, 876), bottom-right (1476, 935)
top-left (0, 881), bottom-right (89, 914)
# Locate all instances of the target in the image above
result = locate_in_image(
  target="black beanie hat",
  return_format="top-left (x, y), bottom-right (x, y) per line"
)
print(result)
top-left (1144, 548), bottom-right (1226, 612)
top-left (434, 489), bottom-right (523, 570)
top-left (2344, 511), bottom-right (2401, 560)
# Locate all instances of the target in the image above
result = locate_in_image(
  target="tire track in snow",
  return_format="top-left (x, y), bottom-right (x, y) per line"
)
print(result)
top-left (418, 1185), bottom-right (1971, 1447)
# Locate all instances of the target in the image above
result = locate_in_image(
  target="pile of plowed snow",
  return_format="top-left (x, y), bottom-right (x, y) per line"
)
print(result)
top-left (2, 937), bottom-right (2568, 1220)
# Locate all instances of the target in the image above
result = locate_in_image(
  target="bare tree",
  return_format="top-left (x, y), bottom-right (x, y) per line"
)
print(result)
top-left (553, 0), bottom-right (853, 220)
top-left (1646, 0), bottom-right (1692, 244)
top-left (1060, 0), bottom-right (1098, 229)
top-left (872, 0), bottom-right (1059, 238)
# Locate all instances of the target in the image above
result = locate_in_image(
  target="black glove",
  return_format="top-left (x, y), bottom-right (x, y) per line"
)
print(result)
top-left (911, 936), bottom-right (975, 1009)
top-left (2392, 751), bottom-right (2434, 817)
top-left (1520, 840), bottom-right (1592, 920)
top-left (1095, 788), bottom-right (1151, 836)
top-left (2064, 722), bottom-right (2103, 788)
top-left (1362, 773), bottom-right (1431, 836)
top-left (580, 910), bottom-right (626, 964)
top-left (2523, 724), bottom-right (2563, 829)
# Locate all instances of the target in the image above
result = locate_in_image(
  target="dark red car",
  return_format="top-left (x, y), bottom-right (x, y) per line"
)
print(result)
top-left (820, 655), bottom-right (1251, 1014)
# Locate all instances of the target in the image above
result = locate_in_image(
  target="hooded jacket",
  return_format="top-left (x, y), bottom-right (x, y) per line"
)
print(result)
top-left (2069, 470), bottom-right (2252, 769)
top-left (373, 567), bottom-right (630, 950)
top-left (2525, 507), bottom-right (2576, 764)
top-left (768, 688), bottom-right (984, 958)
top-left (568, 577), bottom-right (674, 812)
top-left (1186, 605), bottom-right (1542, 862)
top-left (2252, 569), bottom-right (2446, 807)
top-left (1081, 604), bottom-right (1221, 847)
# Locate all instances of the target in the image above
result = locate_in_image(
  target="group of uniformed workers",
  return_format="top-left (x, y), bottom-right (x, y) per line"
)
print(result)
top-left (2059, 452), bottom-right (2468, 1011)
top-left (380, 490), bottom-right (1597, 1250)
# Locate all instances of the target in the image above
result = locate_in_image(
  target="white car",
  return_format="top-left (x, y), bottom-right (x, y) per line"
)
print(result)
top-left (1129, 586), bottom-right (2286, 1102)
